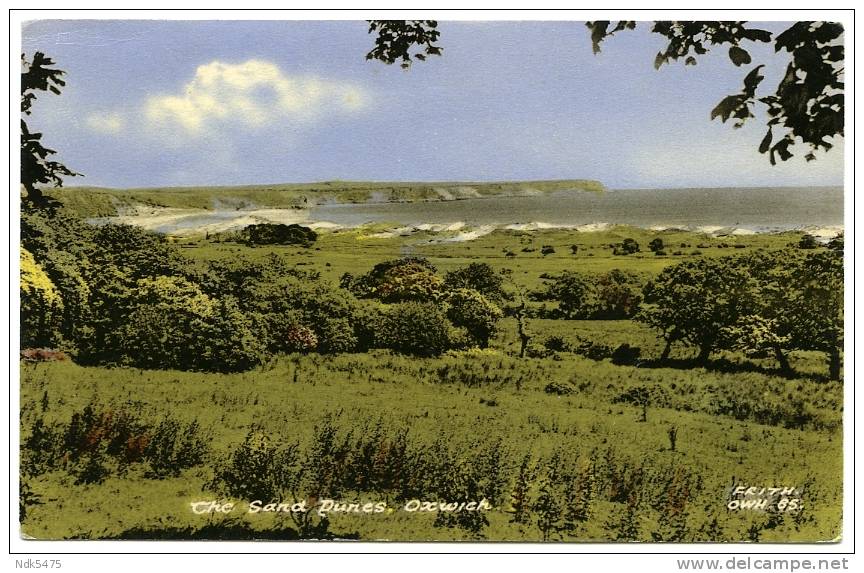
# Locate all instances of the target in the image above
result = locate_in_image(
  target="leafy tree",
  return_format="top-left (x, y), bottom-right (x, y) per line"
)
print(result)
top-left (442, 262), bottom-right (507, 302)
top-left (445, 289), bottom-right (503, 348)
top-left (343, 258), bottom-right (443, 303)
top-left (20, 176), bottom-right (98, 352)
top-left (723, 248), bottom-right (842, 379)
top-left (20, 246), bottom-right (64, 347)
top-left (377, 301), bottom-right (452, 356)
top-left (241, 223), bottom-right (317, 247)
top-left (593, 270), bottom-right (644, 319)
top-left (21, 52), bottom-right (80, 207)
top-left (725, 314), bottom-right (793, 373)
top-left (786, 250), bottom-right (843, 379)
top-left (586, 21), bottom-right (844, 164)
top-left (639, 257), bottom-right (757, 362)
top-left (798, 233), bottom-right (819, 249)
top-left (83, 224), bottom-right (184, 280)
top-left (117, 276), bottom-right (263, 372)
top-left (366, 20), bottom-right (442, 68)
top-left (649, 238), bottom-right (665, 253)
top-left (543, 271), bottom-right (598, 320)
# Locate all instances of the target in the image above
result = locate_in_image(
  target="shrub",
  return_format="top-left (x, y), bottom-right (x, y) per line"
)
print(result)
top-left (798, 234), bottom-right (819, 249)
top-left (445, 289), bottom-right (503, 348)
top-left (443, 263), bottom-right (506, 302)
top-left (242, 223), bottom-right (317, 246)
top-left (377, 302), bottom-right (452, 356)
top-left (20, 247), bottom-right (64, 347)
top-left (117, 278), bottom-right (263, 372)
top-left (614, 238), bottom-right (640, 255)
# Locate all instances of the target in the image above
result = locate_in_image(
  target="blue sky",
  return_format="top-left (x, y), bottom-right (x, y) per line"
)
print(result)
top-left (22, 19), bottom-right (844, 189)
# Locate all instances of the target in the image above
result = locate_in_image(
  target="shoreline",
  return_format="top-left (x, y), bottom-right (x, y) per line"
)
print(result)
top-left (87, 205), bottom-right (844, 242)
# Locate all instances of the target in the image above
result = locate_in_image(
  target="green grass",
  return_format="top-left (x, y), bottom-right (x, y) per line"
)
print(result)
top-left (177, 226), bottom-right (806, 294)
top-left (19, 222), bottom-right (841, 542)
top-left (20, 348), bottom-right (842, 541)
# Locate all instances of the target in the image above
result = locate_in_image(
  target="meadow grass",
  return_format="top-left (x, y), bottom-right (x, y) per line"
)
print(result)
top-left (19, 224), bottom-right (842, 542)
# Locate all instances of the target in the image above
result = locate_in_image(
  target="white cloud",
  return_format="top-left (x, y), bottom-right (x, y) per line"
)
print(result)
top-left (143, 60), bottom-right (368, 136)
top-left (85, 112), bottom-right (126, 134)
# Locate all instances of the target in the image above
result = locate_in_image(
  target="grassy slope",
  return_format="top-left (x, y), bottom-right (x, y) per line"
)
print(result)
top-left (46, 179), bottom-right (606, 218)
top-left (19, 225), bottom-right (842, 542)
top-left (21, 351), bottom-right (842, 542)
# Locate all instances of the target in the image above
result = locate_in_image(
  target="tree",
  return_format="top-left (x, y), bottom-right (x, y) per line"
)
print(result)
top-left (445, 288), bottom-right (503, 348)
top-left (786, 250), bottom-right (843, 380)
top-left (21, 52), bottom-right (80, 207)
top-left (594, 270), bottom-right (643, 319)
top-left (443, 262), bottom-right (507, 302)
top-left (241, 223), bottom-right (317, 247)
top-left (116, 276), bottom-right (264, 372)
top-left (798, 233), bottom-right (819, 249)
top-left (368, 21), bottom-right (844, 164)
top-left (614, 238), bottom-right (640, 256)
top-left (366, 21), bottom-right (442, 68)
top-left (20, 246), bottom-right (64, 347)
top-left (343, 258), bottom-right (443, 303)
top-left (543, 271), bottom-right (598, 319)
top-left (377, 301), bottom-right (452, 356)
top-left (639, 257), bottom-right (757, 362)
top-left (649, 238), bottom-right (665, 253)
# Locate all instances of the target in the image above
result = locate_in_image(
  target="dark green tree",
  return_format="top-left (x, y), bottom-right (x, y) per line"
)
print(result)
top-left (21, 52), bottom-right (80, 207)
top-left (639, 257), bottom-right (757, 362)
top-left (366, 20), bottom-right (442, 68)
top-left (443, 262), bottom-right (507, 302)
top-left (377, 301), bottom-right (452, 356)
top-left (445, 288), bottom-right (503, 348)
top-left (649, 238), bottom-right (665, 253)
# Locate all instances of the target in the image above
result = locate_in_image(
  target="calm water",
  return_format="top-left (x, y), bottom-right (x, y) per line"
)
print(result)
top-left (309, 186), bottom-right (844, 231)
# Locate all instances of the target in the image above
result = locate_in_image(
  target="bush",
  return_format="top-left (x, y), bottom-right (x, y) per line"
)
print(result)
top-left (445, 289), bottom-right (503, 348)
top-left (377, 302), bottom-right (452, 356)
top-left (798, 234), bottom-right (819, 249)
top-left (614, 238), bottom-right (640, 255)
top-left (344, 258), bottom-right (443, 303)
top-left (443, 263), bottom-right (506, 302)
top-left (242, 223), bottom-right (317, 246)
top-left (116, 277), bottom-right (264, 372)
top-left (20, 247), bottom-right (64, 348)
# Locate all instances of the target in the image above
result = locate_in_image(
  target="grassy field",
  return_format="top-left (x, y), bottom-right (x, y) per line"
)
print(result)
top-left (19, 224), bottom-right (843, 542)
top-left (176, 225), bottom-right (806, 294)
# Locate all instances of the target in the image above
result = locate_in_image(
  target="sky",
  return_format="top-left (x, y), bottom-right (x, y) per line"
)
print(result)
top-left (21, 19), bottom-right (844, 189)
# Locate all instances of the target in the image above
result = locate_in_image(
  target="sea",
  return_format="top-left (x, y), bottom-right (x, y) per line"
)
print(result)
top-left (309, 186), bottom-right (844, 235)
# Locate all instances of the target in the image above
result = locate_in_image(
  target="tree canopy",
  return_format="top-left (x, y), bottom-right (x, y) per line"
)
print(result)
top-left (21, 52), bottom-right (80, 207)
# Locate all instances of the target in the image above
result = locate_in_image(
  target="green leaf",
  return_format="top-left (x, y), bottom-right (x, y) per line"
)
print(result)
top-left (729, 46), bottom-right (752, 67)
